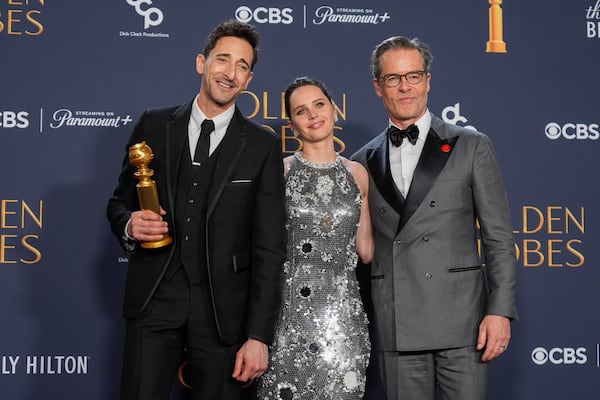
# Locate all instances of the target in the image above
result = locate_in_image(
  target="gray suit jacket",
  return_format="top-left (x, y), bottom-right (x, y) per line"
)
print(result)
top-left (351, 114), bottom-right (517, 352)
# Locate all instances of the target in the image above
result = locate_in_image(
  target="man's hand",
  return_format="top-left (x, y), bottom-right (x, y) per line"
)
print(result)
top-left (128, 208), bottom-right (169, 242)
top-left (232, 338), bottom-right (268, 384)
top-left (477, 315), bottom-right (511, 362)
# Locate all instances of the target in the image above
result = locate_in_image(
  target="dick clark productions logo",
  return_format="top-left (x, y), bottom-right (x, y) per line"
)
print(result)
top-left (126, 0), bottom-right (164, 29)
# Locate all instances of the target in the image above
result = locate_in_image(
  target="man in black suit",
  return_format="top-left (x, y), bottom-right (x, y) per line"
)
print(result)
top-left (107, 20), bottom-right (287, 400)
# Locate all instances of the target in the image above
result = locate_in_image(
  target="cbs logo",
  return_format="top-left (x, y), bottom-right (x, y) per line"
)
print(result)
top-left (235, 6), bottom-right (293, 24)
top-left (531, 346), bottom-right (587, 365)
top-left (545, 122), bottom-right (599, 140)
top-left (0, 111), bottom-right (29, 128)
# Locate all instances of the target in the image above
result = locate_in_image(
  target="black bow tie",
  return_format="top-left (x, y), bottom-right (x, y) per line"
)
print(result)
top-left (387, 124), bottom-right (419, 146)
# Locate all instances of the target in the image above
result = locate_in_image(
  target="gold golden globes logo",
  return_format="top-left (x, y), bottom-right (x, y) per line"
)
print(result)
top-left (486, 0), bottom-right (506, 53)
top-left (514, 206), bottom-right (584, 268)
top-left (0, 0), bottom-right (45, 36)
top-left (0, 199), bottom-right (43, 264)
top-left (477, 206), bottom-right (585, 268)
top-left (239, 90), bottom-right (348, 154)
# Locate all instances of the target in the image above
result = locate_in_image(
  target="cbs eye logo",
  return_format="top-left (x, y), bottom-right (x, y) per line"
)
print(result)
top-left (545, 122), bottom-right (600, 140)
top-left (0, 111), bottom-right (29, 129)
top-left (235, 6), bottom-right (293, 24)
top-left (531, 346), bottom-right (587, 365)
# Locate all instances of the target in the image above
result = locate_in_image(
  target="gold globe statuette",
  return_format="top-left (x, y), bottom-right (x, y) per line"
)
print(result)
top-left (128, 141), bottom-right (173, 249)
top-left (486, 0), bottom-right (507, 53)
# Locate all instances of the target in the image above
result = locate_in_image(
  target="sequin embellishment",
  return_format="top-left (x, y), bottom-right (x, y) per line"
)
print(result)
top-left (258, 153), bottom-right (370, 399)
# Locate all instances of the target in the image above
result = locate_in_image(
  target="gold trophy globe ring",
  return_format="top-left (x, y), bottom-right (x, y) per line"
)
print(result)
top-left (177, 360), bottom-right (192, 389)
top-left (128, 141), bottom-right (153, 166)
top-left (128, 141), bottom-right (173, 249)
top-left (176, 360), bottom-right (254, 389)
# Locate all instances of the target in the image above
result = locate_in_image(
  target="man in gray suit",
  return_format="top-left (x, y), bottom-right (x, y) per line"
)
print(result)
top-left (352, 36), bottom-right (517, 400)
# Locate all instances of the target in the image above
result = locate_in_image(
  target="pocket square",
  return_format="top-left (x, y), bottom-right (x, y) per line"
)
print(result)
top-left (230, 179), bottom-right (252, 184)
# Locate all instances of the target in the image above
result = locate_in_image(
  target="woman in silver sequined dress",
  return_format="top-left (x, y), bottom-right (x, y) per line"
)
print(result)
top-left (257, 77), bottom-right (374, 400)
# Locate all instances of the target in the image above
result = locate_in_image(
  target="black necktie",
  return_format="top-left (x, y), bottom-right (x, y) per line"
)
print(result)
top-left (387, 124), bottom-right (419, 146)
top-left (193, 119), bottom-right (214, 165)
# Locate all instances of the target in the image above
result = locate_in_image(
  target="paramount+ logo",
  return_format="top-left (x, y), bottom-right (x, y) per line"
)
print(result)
top-left (531, 346), bottom-right (587, 366)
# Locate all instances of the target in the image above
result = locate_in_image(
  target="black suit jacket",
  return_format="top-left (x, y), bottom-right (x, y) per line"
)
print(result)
top-left (107, 100), bottom-right (287, 345)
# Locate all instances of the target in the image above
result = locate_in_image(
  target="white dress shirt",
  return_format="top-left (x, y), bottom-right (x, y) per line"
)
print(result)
top-left (388, 111), bottom-right (432, 197)
top-left (188, 94), bottom-right (235, 161)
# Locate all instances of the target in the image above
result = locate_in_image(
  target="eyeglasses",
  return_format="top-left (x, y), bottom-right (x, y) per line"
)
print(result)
top-left (378, 70), bottom-right (427, 87)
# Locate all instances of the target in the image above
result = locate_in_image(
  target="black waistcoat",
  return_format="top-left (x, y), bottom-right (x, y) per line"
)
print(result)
top-left (164, 139), bottom-right (221, 284)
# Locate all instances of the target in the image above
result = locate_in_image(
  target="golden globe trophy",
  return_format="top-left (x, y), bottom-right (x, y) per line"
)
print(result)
top-left (486, 0), bottom-right (507, 53)
top-left (128, 141), bottom-right (173, 249)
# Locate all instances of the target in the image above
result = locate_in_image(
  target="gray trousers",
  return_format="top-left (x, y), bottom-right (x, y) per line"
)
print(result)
top-left (380, 346), bottom-right (488, 400)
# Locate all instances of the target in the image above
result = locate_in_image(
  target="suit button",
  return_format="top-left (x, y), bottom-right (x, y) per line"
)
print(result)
top-left (395, 240), bottom-right (403, 245)
top-left (184, 235), bottom-right (190, 241)
top-left (193, 182), bottom-right (198, 187)
top-left (429, 200), bottom-right (436, 207)
top-left (186, 217), bottom-right (191, 223)
top-left (189, 199), bottom-right (195, 204)
top-left (379, 207), bottom-right (386, 213)
top-left (422, 236), bottom-right (429, 242)
top-left (425, 272), bottom-right (432, 280)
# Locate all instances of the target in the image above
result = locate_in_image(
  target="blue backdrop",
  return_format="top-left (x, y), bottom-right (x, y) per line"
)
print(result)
top-left (1, 1), bottom-right (598, 399)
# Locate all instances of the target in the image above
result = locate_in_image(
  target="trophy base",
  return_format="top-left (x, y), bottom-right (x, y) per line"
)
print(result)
top-left (141, 235), bottom-right (173, 249)
top-left (486, 40), bottom-right (507, 53)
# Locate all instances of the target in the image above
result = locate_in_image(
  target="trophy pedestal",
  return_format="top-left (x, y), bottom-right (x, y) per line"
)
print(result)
top-left (486, 40), bottom-right (506, 53)
top-left (141, 236), bottom-right (173, 249)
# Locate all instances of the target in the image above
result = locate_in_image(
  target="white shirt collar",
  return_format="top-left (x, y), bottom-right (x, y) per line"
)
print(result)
top-left (188, 95), bottom-right (236, 158)
top-left (190, 94), bottom-right (235, 139)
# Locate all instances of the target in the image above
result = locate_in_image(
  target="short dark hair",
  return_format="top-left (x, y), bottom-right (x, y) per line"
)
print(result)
top-left (202, 19), bottom-right (260, 70)
top-left (371, 36), bottom-right (433, 78)
top-left (284, 76), bottom-right (333, 118)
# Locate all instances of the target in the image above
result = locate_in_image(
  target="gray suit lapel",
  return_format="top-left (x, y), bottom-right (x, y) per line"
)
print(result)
top-left (399, 117), bottom-right (458, 230)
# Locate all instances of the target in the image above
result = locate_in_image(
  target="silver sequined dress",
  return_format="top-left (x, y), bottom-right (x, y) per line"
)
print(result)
top-left (258, 153), bottom-right (371, 400)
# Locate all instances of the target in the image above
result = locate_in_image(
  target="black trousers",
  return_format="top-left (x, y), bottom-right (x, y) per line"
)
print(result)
top-left (120, 269), bottom-right (248, 400)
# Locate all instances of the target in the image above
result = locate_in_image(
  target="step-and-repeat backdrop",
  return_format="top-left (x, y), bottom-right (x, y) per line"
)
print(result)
top-left (1, 1), bottom-right (598, 399)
